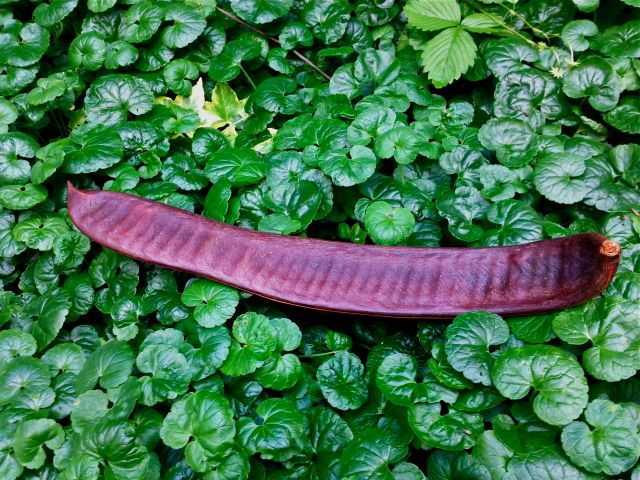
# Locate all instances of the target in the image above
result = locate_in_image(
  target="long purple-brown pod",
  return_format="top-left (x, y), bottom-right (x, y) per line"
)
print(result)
top-left (67, 183), bottom-right (621, 318)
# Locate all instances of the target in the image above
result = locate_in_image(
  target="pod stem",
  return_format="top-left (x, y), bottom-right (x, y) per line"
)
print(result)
top-left (600, 239), bottom-right (621, 258)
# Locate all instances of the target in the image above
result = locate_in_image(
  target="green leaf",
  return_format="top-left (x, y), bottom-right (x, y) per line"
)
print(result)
top-left (0, 356), bottom-right (50, 406)
top-left (220, 312), bottom-right (277, 376)
top-left (552, 299), bottom-right (640, 382)
top-left (161, 154), bottom-right (208, 191)
top-left (571, 0), bottom-right (599, 12)
top-left (23, 289), bottom-right (71, 350)
top-left (561, 20), bottom-right (598, 52)
top-left (230, 0), bottom-right (293, 24)
top-left (13, 215), bottom-right (69, 251)
top-left (491, 345), bottom-right (589, 426)
top-left (205, 148), bottom-right (266, 186)
top-left (84, 75), bottom-right (154, 125)
top-left (533, 153), bottom-right (589, 204)
top-left (404, 0), bottom-right (461, 31)
top-left (238, 398), bottom-right (305, 462)
top-left (0, 23), bottom-right (50, 67)
top-left (264, 180), bottom-right (321, 230)
top-left (376, 352), bottom-right (450, 406)
top-left (161, 390), bottom-right (235, 471)
top-left (319, 145), bottom-right (376, 187)
top-left (119, 2), bottom-right (164, 43)
top-left (14, 418), bottom-right (64, 469)
top-left (374, 126), bottom-right (423, 165)
top-left (419, 27), bottom-right (477, 88)
top-left (561, 399), bottom-right (640, 476)
top-left (68, 33), bottom-right (106, 71)
top-left (0, 183), bottom-right (47, 210)
top-left (163, 59), bottom-right (198, 96)
top-left (87, 0), bottom-right (116, 13)
top-left (181, 279), bottom-right (239, 328)
top-left (0, 330), bottom-right (36, 364)
top-left (33, 0), bottom-right (78, 26)
top-left (604, 96), bottom-right (640, 134)
top-left (592, 20), bottom-right (640, 58)
top-left (611, 144), bottom-right (640, 187)
top-left (64, 125), bottom-right (123, 174)
top-left (409, 403), bottom-right (484, 451)
top-left (251, 77), bottom-right (302, 115)
top-left (338, 429), bottom-right (407, 479)
top-left (563, 57), bottom-right (620, 112)
top-left (301, 0), bottom-right (351, 44)
top-left (478, 117), bottom-right (537, 168)
top-left (436, 186), bottom-right (489, 242)
top-left (76, 341), bottom-right (135, 393)
top-left (317, 351), bottom-right (368, 410)
top-left (161, 4), bottom-right (206, 49)
top-left (74, 418), bottom-right (150, 479)
top-left (364, 201), bottom-right (416, 246)
top-left (0, 211), bottom-right (25, 257)
top-left (483, 200), bottom-right (544, 246)
top-left (428, 450), bottom-right (490, 480)
top-left (445, 311), bottom-right (509, 386)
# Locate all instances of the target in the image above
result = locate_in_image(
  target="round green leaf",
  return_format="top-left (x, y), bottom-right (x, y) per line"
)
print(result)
top-left (561, 20), bottom-right (598, 52)
top-left (533, 153), bottom-right (588, 204)
top-left (553, 299), bottom-right (640, 382)
top-left (181, 279), bottom-right (239, 328)
top-left (84, 75), bottom-right (154, 125)
top-left (161, 4), bottom-right (206, 49)
top-left (478, 117), bottom-right (537, 168)
top-left (0, 23), bottom-right (50, 67)
top-left (33, 0), bottom-right (78, 26)
top-left (13, 215), bottom-right (69, 251)
top-left (119, 2), bottom-right (164, 43)
top-left (491, 345), bottom-right (589, 426)
top-left (561, 399), bottom-right (640, 475)
top-left (592, 20), bottom-right (640, 58)
top-left (364, 200), bottom-right (415, 246)
top-left (75, 341), bottom-right (135, 393)
top-left (563, 57), bottom-right (620, 112)
top-left (161, 390), bottom-right (235, 471)
top-left (409, 403), bottom-right (484, 451)
top-left (444, 311), bottom-right (509, 386)
top-left (68, 33), bottom-right (106, 71)
top-left (237, 398), bottom-right (305, 462)
top-left (0, 184), bottom-right (47, 210)
top-left (205, 148), bottom-right (266, 186)
top-left (220, 312), bottom-right (278, 376)
top-left (230, 0), bottom-right (293, 24)
top-left (320, 145), bottom-right (377, 187)
top-left (374, 126), bottom-right (422, 165)
top-left (484, 200), bottom-right (544, 246)
top-left (0, 329), bottom-right (37, 364)
top-left (251, 77), bottom-right (302, 115)
top-left (14, 418), bottom-right (64, 469)
top-left (316, 351), bottom-right (368, 410)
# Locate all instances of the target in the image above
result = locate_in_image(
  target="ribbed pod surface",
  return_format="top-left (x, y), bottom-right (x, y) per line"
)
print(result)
top-left (68, 185), bottom-right (620, 318)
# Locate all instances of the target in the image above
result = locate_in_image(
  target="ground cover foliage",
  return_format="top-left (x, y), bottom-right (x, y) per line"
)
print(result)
top-left (0, 0), bottom-right (639, 478)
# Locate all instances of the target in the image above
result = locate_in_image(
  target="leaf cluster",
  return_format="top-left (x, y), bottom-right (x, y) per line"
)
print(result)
top-left (0, 0), bottom-right (639, 478)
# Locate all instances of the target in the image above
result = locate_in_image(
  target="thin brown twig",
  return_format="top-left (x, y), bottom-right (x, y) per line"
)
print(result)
top-left (215, 6), bottom-right (332, 81)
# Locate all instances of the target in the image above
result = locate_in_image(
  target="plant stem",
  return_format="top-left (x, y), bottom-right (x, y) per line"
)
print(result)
top-left (215, 6), bottom-right (331, 81)
top-left (463, 0), bottom-right (539, 47)
top-left (300, 351), bottom-right (339, 358)
top-left (239, 64), bottom-right (257, 89)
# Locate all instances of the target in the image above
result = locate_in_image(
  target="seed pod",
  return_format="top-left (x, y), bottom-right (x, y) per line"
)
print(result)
top-left (67, 184), bottom-right (620, 318)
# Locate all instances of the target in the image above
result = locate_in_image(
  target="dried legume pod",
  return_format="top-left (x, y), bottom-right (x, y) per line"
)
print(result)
top-left (67, 184), bottom-right (620, 318)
